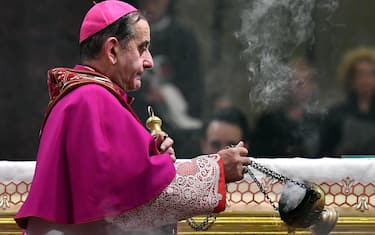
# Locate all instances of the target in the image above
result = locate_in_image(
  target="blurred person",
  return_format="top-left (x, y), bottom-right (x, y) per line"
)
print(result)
top-left (132, 0), bottom-right (204, 129)
top-left (14, 1), bottom-right (251, 234)
top-left (252, 57), bottom-right (321, 157)
top-left (320, 47), bottom-right (375, 155)
top-left (201, 107), bottom-right (251, 154)
top-left (131, 0), bottom-right (205, 158)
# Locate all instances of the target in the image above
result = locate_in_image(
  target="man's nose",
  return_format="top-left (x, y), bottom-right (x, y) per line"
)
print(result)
top-left (143, 50), bottom-right (154, 69)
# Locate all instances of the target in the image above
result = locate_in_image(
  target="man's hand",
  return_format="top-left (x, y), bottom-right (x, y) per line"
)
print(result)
top-left (155, 131), bottom-right (176, 162)
top-left (217, 141), bottom-right (251, 183)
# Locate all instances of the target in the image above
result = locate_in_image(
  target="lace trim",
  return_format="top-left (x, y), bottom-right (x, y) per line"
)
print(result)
top-left (108, 154), bottom-right (223, 230)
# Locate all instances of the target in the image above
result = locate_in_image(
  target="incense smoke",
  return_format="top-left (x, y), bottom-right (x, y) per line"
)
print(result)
top-left (236, 0), bottom-right (339, 111)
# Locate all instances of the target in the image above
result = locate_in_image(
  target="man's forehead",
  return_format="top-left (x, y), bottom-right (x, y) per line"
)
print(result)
top-left (133, 19), bottom-right (151, 42)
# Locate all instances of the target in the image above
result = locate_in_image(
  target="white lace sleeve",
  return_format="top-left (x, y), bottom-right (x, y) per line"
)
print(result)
top-left (107, 154), bottom-right (225, 230)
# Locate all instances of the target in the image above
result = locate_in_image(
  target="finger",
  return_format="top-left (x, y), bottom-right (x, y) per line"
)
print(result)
top-left (240, 156), bottom-right (252, 166)
top-left (166, 147), bottom-right (176, 162)
top-left (236, 141), bottom-right (244, 147)
top-left (236, 146), bottom-right (248, 156)
top-left (155, 131), bottom-right (168, 142)
top-left (155, 131), bottom-right (170, 149)
top-left (166, 146), bottom-right (175, 155)
top-left (248, 157), bottom-right (256, 162)
top-left (160, 137), bottom-right (174, 151)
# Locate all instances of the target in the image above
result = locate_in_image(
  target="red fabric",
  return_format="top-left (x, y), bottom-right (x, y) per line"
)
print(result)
top-left (41, 66), bottom-right (141, 134)
top-left (213, 158), bottom-right (226, 213)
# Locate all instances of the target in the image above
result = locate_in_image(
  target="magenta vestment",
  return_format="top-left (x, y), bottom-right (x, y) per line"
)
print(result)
top-left (15, 66), bottom-right (176, 229)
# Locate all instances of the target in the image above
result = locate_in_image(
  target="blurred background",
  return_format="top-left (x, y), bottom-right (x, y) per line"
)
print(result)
top-left (2, 0), bottom-right (375, 160)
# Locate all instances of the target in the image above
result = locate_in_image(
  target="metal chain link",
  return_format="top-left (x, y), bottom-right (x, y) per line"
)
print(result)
top-left (186, 214), bottom-right (216, 231)
top-left (246, 167), bottom-right (279, 210)
top-left (243, 161), bottom-right (311, 211)
top-left (248, 161), bottom-right (309, 190)
top-left (186, 158), bottom-right (310, 230)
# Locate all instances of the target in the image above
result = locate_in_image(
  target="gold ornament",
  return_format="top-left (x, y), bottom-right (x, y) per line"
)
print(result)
top-left (146, 106), bottom-right (162, 136)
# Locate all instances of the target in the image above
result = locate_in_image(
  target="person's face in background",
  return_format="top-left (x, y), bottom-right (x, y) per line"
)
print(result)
top-left (292, 59), bottom-right (317, 105)
top-left (201, 121), bottom-right (244, 154)
top-left (139, 0), bottom-right (170, 23)
top-left (295, 71), bottom-right (316, 104)
top-left (352, 60), bottom-right (375, 99)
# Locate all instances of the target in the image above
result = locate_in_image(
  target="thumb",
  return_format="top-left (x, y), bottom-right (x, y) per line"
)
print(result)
top-left (236, 141), bottom-right (244, 147)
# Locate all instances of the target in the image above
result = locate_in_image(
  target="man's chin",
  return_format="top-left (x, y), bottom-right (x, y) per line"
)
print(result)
top-left (126, 82), bottom-right (142, 91)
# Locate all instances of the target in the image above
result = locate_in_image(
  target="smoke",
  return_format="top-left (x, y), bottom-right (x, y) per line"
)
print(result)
top-left (279, 182), bottom-right (307, 213)
top-left (105, 215), bottom-right (176, 235)
top-left (236, 0), bottom-right (339, 111)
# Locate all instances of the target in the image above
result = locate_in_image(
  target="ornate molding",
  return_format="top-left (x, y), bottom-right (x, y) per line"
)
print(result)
top-left (1, 213), bottom-right (375, 234)
top-left (0, 214), bottom-right (22, 235)
top-left (178, 213), bottom-right (375, 234)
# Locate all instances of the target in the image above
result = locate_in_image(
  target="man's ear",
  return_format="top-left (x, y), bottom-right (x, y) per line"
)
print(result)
top-left (103, 37), bottom-right (120, 65)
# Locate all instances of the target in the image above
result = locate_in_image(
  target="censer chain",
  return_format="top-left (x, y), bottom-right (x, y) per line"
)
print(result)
top-left (248, 161), bottom-right (310, 189)
top-left (246, 167), bottom-right (279, 210)
top-left (187, 160), bottom-right (310, 230)
top-left (244, 161), bottom-right (311, 211)
top-left (186, 214), bottom-right (216, 231)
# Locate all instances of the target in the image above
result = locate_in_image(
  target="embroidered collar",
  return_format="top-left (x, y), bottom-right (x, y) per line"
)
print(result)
top-left (72, 64), bottom-right (135, 105)
top-left (41, 65), bottom-right (142, 135)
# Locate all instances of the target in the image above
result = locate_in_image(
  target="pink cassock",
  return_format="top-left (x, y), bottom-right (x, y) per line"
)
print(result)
top-left (15, 65), bottom-right (176, 229)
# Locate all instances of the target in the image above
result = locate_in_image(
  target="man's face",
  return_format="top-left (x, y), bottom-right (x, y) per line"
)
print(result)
top-left (114, 19), bottom-right (154, 91)
top-left (202, 121), bottom-right (243, 154)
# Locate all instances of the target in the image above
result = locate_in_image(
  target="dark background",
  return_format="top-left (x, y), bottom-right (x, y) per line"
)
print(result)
top-left (1, 0), bottom-right (375, 160)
